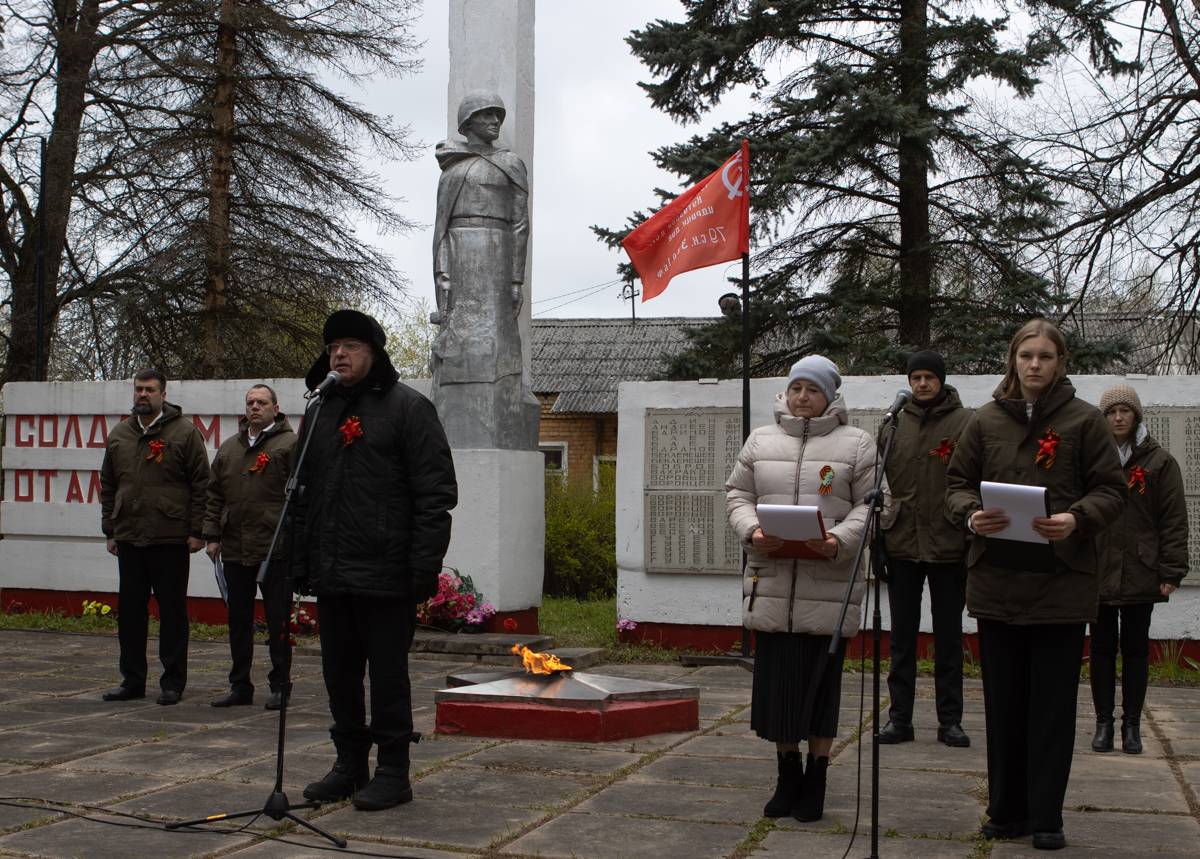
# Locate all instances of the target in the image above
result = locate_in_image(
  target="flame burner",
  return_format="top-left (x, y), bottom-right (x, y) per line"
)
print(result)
top-left (435, 669), bottom-right (701, 742)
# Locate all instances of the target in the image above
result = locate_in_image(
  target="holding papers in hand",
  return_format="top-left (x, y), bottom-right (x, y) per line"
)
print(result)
top-left (756, 504), bottom-right (828, 560)
top-left (978, 481), bottom-right (1055, 573)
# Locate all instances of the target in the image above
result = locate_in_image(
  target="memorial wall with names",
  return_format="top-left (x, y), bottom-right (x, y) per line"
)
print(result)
top-left (643, 404), bottom-right (1199, 578)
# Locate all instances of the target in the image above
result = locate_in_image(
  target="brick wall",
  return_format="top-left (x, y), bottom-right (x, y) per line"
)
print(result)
top-left (537, 394), bottom-right (617, 486)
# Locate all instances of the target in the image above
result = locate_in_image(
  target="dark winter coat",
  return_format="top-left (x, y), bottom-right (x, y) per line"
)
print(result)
top-left (879, 386), bottom-right (973, 563)
top-left (945, 378), bottom-right (1125, 624)
top-left (203, 413), bottom-right (296, 564)
top-left (295, 358), bottom-right (457, 602)
top-left (99, 402), bottom-right (210, 545)
top-left (1098, 430), bottom-right (1189, 605)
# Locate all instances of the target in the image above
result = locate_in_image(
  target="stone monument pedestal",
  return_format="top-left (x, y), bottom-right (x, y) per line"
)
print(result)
top-left (443, 448), bottom-right (544, 632)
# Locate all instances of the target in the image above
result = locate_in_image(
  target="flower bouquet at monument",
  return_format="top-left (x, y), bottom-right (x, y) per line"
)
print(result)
top-left (418, 567), bottom-right (496, 633)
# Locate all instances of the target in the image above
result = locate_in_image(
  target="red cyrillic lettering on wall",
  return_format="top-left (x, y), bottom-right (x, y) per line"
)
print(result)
top-left (193, 414), bottom-right (220, 447)
top-left (14, 470), bottom-right (33, 501)
top-left (38, 470), bottom-right (57, 502)
top-left (14, 415), bottom-right (35, 447)
top-left (62, 415), bottom-right (84, 448)
top-left (66, 472), bottom-right (84, 503)
top-left (87, 416), bottom-right (109, 448)
top-left (88, 470), bottom-right (102, 503)
top-left (38, 416), bottom-right (59, 447)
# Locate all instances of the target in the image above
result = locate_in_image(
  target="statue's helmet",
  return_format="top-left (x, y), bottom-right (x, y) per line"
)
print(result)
top-left (457, 90), bottom-right (506, 133)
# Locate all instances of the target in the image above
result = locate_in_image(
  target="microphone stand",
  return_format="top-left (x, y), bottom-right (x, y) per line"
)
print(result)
top-left (167, 389), bottom-right (346, 849)
top-left (829, 410), bottom-right (900, 859)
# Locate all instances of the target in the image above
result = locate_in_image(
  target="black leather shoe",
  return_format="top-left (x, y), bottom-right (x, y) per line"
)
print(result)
top-left (102, 686), bottom-right (144, 702)
top-left (1033, 829), bottom-right (1066, 850)
top-left (1121, 718), bottom-right (1143, 754)
top-left (1092, 719), bottom-right (1114, 752)
top-left (304, 758), bottom-right (370, 802)
top-left (210, 690), bottom-right (252, 708)
top-left (264, 691), bottom-right (283, 711)
top-left (877, 720), bottom-right (914, 744)
top-left (937, 724), bottom-right (970, 747)
top-left (981, 819), bottom-right (1030, 840)
top-left (156, 689), bottom-right (182, 706)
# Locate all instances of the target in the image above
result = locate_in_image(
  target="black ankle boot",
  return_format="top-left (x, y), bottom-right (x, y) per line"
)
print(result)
top-left (1091, 718), bottom-right (1114, 752)
top-left (1121, 717), bottom-right (1142, 754)
top-left (352, 764), bottom-right (413, 810)
top-left (763, 751), bottom-right (803, 818)
top-left (303, 750), bottom-right (370, 802)
top-left (793, 754), bottom-right (828, 822)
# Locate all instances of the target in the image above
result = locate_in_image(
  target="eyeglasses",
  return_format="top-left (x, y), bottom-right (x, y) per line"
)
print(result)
top-left (325, 340), bottom-right (368, 355)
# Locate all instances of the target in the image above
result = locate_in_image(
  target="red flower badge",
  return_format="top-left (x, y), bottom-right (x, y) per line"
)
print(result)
top-left (817, 465), bottom-right (835, 495)
top-left (1034, 429), bottom-right (1060, 470)
top-left (338, 416), bottom-right (364, 447)
top-left (249, 451), bottom-right (270, 473)
top-left (1127, 465), bottom-right (1148, 495)
top-left (145, 439), bottom-right (165, 463)
top-left (503, 617), bottom-right (518, 632)
top-left (930, 437), bottom-right (955, 464)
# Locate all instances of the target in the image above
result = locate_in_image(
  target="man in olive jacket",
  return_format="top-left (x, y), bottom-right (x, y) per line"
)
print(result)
top-left (204, 384), bottom-right (296, 710)
top-left (297, 309), bottom-right (457, 812)
top-left (878, 351), bottom-right (973, 748)
top-left (99, 370), bottom-right (209, 705)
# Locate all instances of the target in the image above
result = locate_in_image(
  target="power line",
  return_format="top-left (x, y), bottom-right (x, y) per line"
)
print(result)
top-left (533, 280), bottom-right (624, 316)
top-left (532, 277), bottom-right (624, 305)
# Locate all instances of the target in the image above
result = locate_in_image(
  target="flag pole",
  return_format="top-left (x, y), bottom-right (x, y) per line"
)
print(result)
top-left (738, 251), bottom-right (751, 659)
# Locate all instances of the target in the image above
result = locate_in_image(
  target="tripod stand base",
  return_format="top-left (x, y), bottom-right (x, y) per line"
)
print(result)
top-left (166, 790), bottom-right (348, 849)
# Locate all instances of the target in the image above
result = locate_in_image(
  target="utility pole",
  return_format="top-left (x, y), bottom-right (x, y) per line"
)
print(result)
top-left (620, 282), bottom-right (640, 323)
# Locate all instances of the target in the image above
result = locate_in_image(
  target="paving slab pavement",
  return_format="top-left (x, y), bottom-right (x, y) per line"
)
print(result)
top-left (0, 629), bottom-right (1197, 858)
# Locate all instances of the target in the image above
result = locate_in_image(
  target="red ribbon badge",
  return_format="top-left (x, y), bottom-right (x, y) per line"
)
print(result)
top-left (930, 437), bottom-right (955, 464)
top-left (817, 464), bottom-right (835, 495)
top-left (339, 416), bottom-right (364, 447)
top-left (249, 451), bottom-right (270, 473)
top-left (145, 439), bottom-right (165, 463)
top-left (1127, 465), bottom-right (1147, 495)
top-left (1035, 429), bottom-right (1060, 470)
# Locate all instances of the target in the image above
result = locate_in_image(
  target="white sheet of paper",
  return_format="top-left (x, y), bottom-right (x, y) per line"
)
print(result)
top-left (755, 504), bottom-right (826, 540)
top-left (979, 481), bottom-right (1049, 544)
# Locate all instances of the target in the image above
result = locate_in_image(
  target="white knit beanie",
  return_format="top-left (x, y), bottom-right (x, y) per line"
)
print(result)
top-left (786, 355), bottom-right (841, 403)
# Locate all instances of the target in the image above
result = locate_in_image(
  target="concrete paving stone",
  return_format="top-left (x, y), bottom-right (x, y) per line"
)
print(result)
top-left (500, 809), bottom-right (746, 859)
top-left (0, 802), bottom-right (63, 834)
top-left (0, 707), bottom-right (85, 730)
top-left (0, 813), bottom-right (255, 857)
top-left (0, 695), bottom-right (141, 719)
top-left (577, 730), bottom-right (696, 754)
top-left (223, 834), bottom-right (466, 857)
top-left (753, 829), bottom-right (977, 858)
top-left (111, 777), bottom-right (291, 820)
top-left (699, 701), bottom-right (744, 720)
top-left (1149, 707), bottom-right (1200, 725)
top-left (1162, 737), bottom-right (1200, 755)
top-left (0, 676), bottom-right (110, 695)
top-left (669, 731), bottom-right (768, 759)
top-left (0, 727), bottom-right (150, 765)
top-left (1144, 688), bottom-right (1200, 707)
top-left (1181, 761), bottom-right (1200, 793)
top-left (410, 764), bottom-right (592, 810)
top-left (773, 789), bottom-right (983, 840)
top-left (572, 780), bottom-right (765, 825)
top-left (1066, 752), bottom-right (1189, 812)
top-left (463, 742), bottom-right (644, 776)
top-left (218, 750), bottom-right (340, 789)
top-left (633, 752), bottom-right (764, 789)
top-left (0, 767), bottom-right (169, 805)
top-left (316, 796), bottom-right (545, 850)
top-left (73, 738), bottom-right (271, 776)
top-left (1000, 808), bottom-right (1200, 856)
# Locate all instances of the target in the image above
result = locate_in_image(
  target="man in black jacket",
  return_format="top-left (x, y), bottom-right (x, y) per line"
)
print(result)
top-left (298, 309), bottom-right (457, 812)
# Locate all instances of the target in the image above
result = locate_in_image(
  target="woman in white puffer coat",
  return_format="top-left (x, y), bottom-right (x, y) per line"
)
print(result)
top-left (726, 355), bottom-right (877, 824)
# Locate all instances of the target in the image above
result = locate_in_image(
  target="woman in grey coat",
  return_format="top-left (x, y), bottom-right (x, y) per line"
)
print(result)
top-left (726, 355), bottom-right (876, 822)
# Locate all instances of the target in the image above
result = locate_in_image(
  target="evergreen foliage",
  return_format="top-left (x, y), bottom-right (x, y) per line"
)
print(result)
top-left (598, 0), bottom-right (1131, 377)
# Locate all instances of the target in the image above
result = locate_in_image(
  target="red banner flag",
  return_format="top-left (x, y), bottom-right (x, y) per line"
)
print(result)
top-left (622, 141), bottom-right (749, 302)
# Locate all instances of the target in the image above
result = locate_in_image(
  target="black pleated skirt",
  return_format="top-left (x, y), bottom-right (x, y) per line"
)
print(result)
top-left (751, 631), bottom-right (847, 742)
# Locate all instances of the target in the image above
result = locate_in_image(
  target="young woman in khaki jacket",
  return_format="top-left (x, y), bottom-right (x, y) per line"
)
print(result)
top-left (726, 355), bottom-right (876, 823)
top-left (945, 320), bottom-right (1124, 851)
top-left (1090, 385), bottom-right (1188, 755)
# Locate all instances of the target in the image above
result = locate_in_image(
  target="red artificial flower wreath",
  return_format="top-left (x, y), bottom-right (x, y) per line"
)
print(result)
top-left (1127, 465), bottom-right (1148, 495)
top-left (145, 439), bottom-right (165, 463)
top-left (1035, 429), bottom-right (1060, 470)
top-left (249, 451), bottom-right (270, 473)
top-left (930, 437), bottom-right (955, 464)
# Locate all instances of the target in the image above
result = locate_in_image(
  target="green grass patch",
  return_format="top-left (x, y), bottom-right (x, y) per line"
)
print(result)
top-left (0, 608), bottom-right (260, 643)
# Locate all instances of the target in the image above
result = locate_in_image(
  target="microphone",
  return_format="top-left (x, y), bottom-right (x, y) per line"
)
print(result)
top-left (882, 389), bottom-right (912, 422)
top-left (306, 370), bottom-right (341, 399)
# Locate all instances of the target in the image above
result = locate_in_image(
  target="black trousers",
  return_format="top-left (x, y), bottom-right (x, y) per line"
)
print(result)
top-left (1089, 602), bottom-right (1154, 722)
top-left (885, 559), bottom-right (966, 726)
top-left (978, 619), bottom-right (1085, 833)
top-left (317, 594), bottom-right (417, 766)
top-left (222, 560), bottom-right (292, 695)
top-left (116, 542), bottom-right (190, 693)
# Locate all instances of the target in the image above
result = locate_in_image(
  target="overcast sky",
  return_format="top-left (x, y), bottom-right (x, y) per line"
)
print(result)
top-left (356, 1), bottom-right (755, 322)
